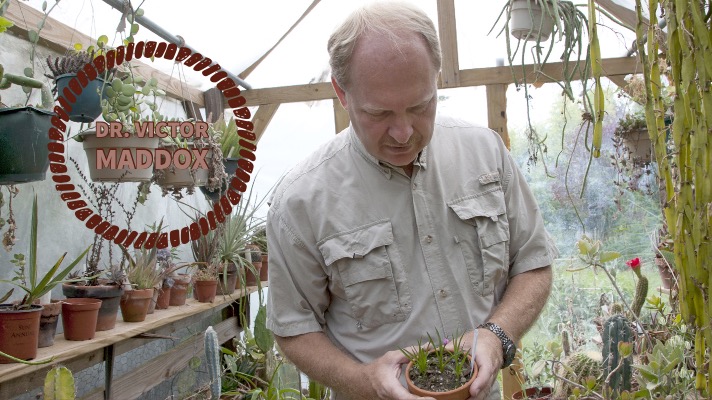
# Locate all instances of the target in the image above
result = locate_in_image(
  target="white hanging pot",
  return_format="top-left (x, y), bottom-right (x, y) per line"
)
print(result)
top-left (509, 0), bottom-right (555, 42)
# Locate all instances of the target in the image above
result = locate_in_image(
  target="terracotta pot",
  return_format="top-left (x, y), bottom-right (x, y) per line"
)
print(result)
top-left (146, 288), bottom-right (160, 315)
top-left (155, 285), bottom-right (172, 310)
top-left (0, 304), bottom-right (42, 363)
top-left (217, 263), bottom-right (238, 295)
top-left (246, 261), bottom-right (262, 286)
top-left (80, 129), bottom-right (160, 182)
top-left (120, 288), bottom-right (154, 322)
top-left (61, 298), bottom-right (102, 341)
top-left (62, 282), bottom-right (123, 331)
top-left (38, 300), bottom-right (62, 348)
top-left (405, 352), bottom-right (478, 400)
top-left (194, 280), bottom-right (218, 303)
top-left (259, 254), bottom-right (269, 282)
top-left (155, 144), bottom-right (210, 189)
top-left (512, 387), bottom-right (553, 399)
top-left (169, 274), bottom-right (191, 306)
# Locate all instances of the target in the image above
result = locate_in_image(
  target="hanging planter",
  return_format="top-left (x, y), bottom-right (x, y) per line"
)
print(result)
top-left (79, 129), bottom-right (160, 182)
top-left (55, 74), bottom-right (106, 123)
top-left (508, 0), bottom-right (555, 42)
top-left (154, 143), bottom-right (210, 191)
top-left (0, 106), bottom-right (52, 184)
top-left (200, 156), bottom-right (237, 202)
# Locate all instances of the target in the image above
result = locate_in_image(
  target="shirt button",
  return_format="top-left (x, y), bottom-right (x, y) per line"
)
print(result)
top-left (439, 289), bottom-right (447, 298)
top-left (425, 235), bottom-right (432, 243)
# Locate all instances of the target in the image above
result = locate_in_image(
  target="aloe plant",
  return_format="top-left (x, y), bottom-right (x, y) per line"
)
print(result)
top-left (0, 195), bottom-right (90, 309)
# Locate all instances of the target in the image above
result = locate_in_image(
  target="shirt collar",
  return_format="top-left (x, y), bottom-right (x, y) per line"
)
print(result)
top-left (348, 126), bottom-right (428, 179)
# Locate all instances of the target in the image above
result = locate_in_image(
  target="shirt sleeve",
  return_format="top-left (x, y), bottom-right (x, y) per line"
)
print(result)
top-left (265, 204), bottom-right (330, 337)
top-left (500, 148), bottom-right (559, 276)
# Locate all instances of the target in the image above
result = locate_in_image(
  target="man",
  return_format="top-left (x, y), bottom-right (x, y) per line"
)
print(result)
top-left (266, 2), bottom-right (556, 399)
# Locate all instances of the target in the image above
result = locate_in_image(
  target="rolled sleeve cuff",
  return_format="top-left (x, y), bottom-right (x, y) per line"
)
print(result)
top-left (266, 316), bottom-right (323, 338)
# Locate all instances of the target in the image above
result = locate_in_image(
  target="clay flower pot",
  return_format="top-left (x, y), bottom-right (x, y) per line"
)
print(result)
top-left (169, 274), bottom-right (191, 306)
top-left (405, 352), bottom-right (478, 400)
top-left (155, 285), bottom-right (172, 310)
top-left (61, 298), bottom-right (102, 341)
top-left (146, 288), bottom-right (160, 315)
top-left (120, 288), bottom-right (154, 322)
top-left (245, 260), bottom-right (262, 287)
top-left (62, 282), bottom-right (123, 331)
top-left (38, 300), bottom-right (62, 348)
top-left (216, 263), bottom-right (238, 295)
top-left (259, 254), bottom-right (269, 282)
top-left (0, 304), bottom-right (42, 363)
top-left (512, 387), bottom-right (553, 399)
top-left (193, 280), bottom-right (218, 303)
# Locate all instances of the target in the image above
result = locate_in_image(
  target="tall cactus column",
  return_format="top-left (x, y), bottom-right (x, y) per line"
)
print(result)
top-left (204, 326), bottom-right (221, 400)
top-left (602, 315), bottom-right (633, 395)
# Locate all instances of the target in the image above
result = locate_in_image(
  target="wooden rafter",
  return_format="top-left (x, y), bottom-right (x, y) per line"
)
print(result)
top-left (241, 56), bottom-right (640, 107)
top-left (436, 0), bottom-right (459, 88)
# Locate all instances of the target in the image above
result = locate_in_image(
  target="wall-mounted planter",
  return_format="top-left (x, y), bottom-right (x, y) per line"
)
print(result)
top-left (80, 129), bottom-right (160, 182)
top-left (0, 106), bottom-right (52, 184)
top-left (55, 74), bottom-right (106, 123)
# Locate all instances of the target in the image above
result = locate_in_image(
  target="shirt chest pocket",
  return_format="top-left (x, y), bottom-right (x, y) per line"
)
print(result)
top-left (448, 189), bottom-right (510, 296)
top-left (317, 220), bottom-right (410, 328)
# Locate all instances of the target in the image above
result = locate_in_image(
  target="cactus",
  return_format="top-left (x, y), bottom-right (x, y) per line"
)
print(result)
top-left (631, 274), bottom-right (649, 317)
top-left (602, 314), bottom-right (633, 394)
top-left (44, 366), bottom-right (75, 400)
top-left (610, 302), bottom-right (624, 315)
top-left (204, 326), bottom-right (221, 400)
top-left (553, 351), bottom-right (602, 398)
top-left (561, 328), bottom-right (571, 357)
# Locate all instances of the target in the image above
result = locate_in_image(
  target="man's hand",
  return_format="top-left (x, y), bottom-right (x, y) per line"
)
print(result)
top-left (357, 349), bottom-right (434, 400)
top-left (465, 329), bottom-right (502, 400)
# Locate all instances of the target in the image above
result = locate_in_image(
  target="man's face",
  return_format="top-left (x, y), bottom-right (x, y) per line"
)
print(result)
top-left (333, 32), bottom-right (439, 172)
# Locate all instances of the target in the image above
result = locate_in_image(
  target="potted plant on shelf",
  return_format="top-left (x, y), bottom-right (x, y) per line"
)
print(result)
top-left (0, 195), bottom-right (90, 361)
top-left (402, 331), bottom-right (477, 399)
top-left (251, 226), bottom-right (269, 282)
top-left (192, 263), bottom-right (219, 303)
top-left (44, 48), bottom-right (110, 123)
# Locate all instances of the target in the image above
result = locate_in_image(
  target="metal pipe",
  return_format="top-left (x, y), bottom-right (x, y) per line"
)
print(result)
top-left (101, 0), bottom-right (252, 90)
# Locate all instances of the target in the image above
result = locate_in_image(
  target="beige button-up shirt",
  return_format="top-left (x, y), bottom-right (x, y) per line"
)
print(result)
top-left (266, 115), bottom-right (557, 397)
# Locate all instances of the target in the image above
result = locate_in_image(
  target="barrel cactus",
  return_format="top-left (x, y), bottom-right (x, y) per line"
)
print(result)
top-left (553, 351), bottom-right (602, 398)
top-left (602, 314), bottom-right (633, 394)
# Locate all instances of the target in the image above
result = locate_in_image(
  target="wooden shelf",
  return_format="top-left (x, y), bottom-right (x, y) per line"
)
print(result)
top-left (0, 285), bottom-right (264, 399)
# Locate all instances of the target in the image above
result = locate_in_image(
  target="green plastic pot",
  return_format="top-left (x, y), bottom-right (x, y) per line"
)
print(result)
top-left (55, 74), bottom-right (106, 123)
top-left (0, 106), bottom-right (52, 184)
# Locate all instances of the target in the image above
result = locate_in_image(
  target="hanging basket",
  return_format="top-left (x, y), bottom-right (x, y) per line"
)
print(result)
top-left (55, 74), bottom-right (106, 123)
top-left (200, 156), bottom-right (238, 202)
top-left (155, 143), bottom-right (210, 190)
top-left (0, 106), bottom-right (53, 185)
top-left (509, 0), bottom-right (555, 42)
top-left (621, 128), bottom-right (653, 165)
top-left (80, 129), bottom-right (160, 182)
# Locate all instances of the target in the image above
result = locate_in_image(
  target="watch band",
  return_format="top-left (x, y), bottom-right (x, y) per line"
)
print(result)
top-left (478, 322), bottom-right (517, 368)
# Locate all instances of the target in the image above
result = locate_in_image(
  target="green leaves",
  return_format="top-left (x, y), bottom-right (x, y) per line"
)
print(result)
top-left (0, 16), bottom-right (14, 33)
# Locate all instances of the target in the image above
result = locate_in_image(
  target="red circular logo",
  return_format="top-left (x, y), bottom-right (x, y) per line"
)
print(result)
top-left (48, 41), bottom-right (256, 249)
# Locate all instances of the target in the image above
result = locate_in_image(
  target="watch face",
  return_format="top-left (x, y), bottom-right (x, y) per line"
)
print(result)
top-left (503, 343), bottom-right (516, 367)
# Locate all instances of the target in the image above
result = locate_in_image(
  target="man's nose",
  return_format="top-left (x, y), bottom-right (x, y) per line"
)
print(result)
top-left (388, 114), bottom-right (414, 144)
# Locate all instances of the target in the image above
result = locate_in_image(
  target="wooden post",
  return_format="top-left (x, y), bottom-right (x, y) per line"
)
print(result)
top-left (486, 84), bottom-right (510, 149)
top-left (204, 88), bottom-right (226, 123)
top-left (437, 0), bottom-right (460, 88)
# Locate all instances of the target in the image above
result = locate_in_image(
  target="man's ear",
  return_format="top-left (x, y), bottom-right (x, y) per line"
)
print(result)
top-left (331, 77), bottom-right (347, 108)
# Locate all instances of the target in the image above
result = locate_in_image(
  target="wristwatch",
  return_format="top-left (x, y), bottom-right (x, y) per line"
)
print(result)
top-left (479, 322), bottom-right (517, 369)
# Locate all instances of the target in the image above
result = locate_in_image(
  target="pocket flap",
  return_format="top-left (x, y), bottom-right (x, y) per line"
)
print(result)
top-left (448, 190), bottom-right (506, 221)
top-left (318, 220), bottom-right (394, 266)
